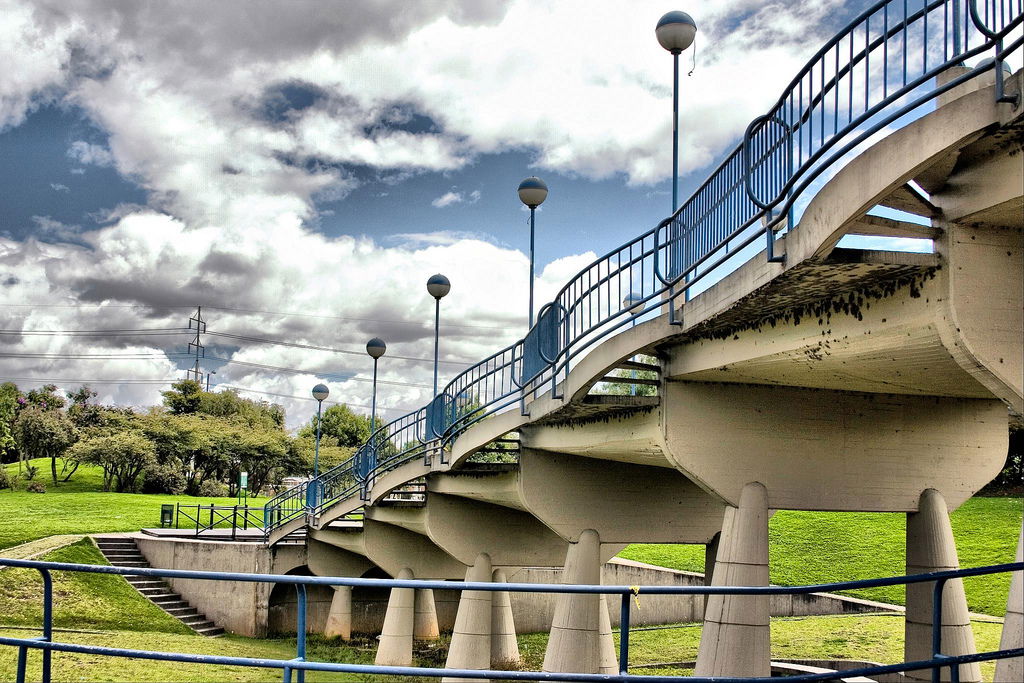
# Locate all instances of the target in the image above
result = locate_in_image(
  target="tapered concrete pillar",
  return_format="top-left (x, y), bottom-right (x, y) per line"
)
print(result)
top-left (994, 522), bottom-right (1023, 683)
top-left (375, 568), bottom-right (415, 667)
top-left (695, 482), bottom-right (770, 677)
top-left (704, 532), bottom-right (720, 587)
top-left (598, 594), bottom-right (617, 673)
top-left (324, 586), bottom-right (352, 640)
top-left (490, 568), bottom-right (520, 668)
top-left (543, 529), bottom-right (614, 675)
top-left (442, 554), bottom-right (492, 683)
top-left (905, 488), bottom-right (980, 683)
top-left (414, 589), bottom-right (439, 641)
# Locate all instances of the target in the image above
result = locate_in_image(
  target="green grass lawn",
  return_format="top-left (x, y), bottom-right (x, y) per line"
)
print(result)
top-left (1, 458), bottom-right (267, 550)
top-left (619, 496), bottom-right (1022, 616)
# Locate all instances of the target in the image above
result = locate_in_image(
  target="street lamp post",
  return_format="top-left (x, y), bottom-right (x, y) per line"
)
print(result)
top-left (656, 11), bottom-right (697, 213)
top-left (426, 274), bottom-right (451, 397)
top-left (309, 383), bottom-right (329, 509)
top-left (517, 177), bottom-right (548, 329)
top-left (365, 338), bottom-right (387, 481)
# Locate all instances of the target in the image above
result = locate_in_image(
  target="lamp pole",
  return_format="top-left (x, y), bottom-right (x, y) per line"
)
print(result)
top-left (656, 11), bottom-right (697, 213)
top-left (309, 383), bottom-right (329, 509)
top-left (365, 338), bottom-right (387, 478)
top-left (517, 177), bottom-right (548, 329)
top-left (426, 274), bottom-right (451, 397)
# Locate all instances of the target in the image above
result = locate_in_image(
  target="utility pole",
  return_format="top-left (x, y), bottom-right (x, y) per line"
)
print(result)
top-left (187, 306), bottom-right (205, 383)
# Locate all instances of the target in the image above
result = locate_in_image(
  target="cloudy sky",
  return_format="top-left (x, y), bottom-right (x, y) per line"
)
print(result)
top-left (1, 0), bottom-right (888, 428)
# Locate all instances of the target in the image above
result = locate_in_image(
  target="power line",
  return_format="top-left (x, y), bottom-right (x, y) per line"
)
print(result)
top-left (0, 377), bottom-right (178, 385)
top-left (0, 352), bottom-right (187, 360)
top-left (206, 330), bottom-right (472, 366)
top-left (205, 355), bottom-right (431, 389)
top-left (217, 384), bottom-right (413, 414)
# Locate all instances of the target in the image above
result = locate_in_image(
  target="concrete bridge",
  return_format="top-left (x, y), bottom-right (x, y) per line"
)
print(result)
top-left (137, 3), bottom-right (1024, 681)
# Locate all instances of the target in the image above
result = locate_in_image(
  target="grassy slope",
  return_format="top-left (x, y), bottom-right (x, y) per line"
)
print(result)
top-left (1, 458), bottom-right (267, 549)
top-left (619, 496), bottom-right (1023, 616)
top-left (0, 539), bottom-right (189, 633)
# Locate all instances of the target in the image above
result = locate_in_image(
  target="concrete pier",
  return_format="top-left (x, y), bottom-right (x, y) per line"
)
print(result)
top-left (323, 586), bottom-right (352, 639)
top-left (375, 568), bottom-right (415, 667)
top-left (905, 489), bottom-right (980, 683)
top-left (414, 589), bottom-right (439, 641)
top-left (442, 553), bottom-right (493, 683)
top-left (695, 482), bottom-right (770, 677)
top-left (542, 529), bottom-right (615, 676)
top-left (995, 522), bottom-right (1023, 682)
top-left (490, 568), bottom-right (520, 668)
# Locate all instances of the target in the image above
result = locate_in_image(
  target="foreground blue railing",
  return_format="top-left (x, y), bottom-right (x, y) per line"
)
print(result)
top-left (0, 558), bottom-right (1020, 682)
top-left (263, 0), bottom-right (1024, 534)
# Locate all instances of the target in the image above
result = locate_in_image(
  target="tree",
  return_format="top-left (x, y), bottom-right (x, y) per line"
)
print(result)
top-left (299, 404), bottom-right (372, 448)
top-left (69, 432), bottom-right (157, 492)
top-left (199, 390), bottom-right (284, 428)
top-left (139, 413), bottom-right (222, 495)
top-left (13, 406), bottom-right (79, 484)
top-left (25, 384), bottom-right (66, 411)
top-left (0, 382), bottom-right (19, 464)
top-left (161, 380), bottom-right (203, 415)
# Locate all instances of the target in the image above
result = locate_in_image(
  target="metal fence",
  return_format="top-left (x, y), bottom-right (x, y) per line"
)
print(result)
top-left (263, 0), bottom-right (1024, 535)
top-left (175, 504), bottom-right (264, 539)
top-left (0, 557), bottom-right (1020, 682)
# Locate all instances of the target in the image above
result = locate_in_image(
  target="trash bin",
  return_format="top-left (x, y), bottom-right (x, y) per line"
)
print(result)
top-left (160, 504), bottom-right (174, 528)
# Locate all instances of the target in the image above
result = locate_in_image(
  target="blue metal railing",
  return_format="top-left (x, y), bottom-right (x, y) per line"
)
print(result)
top-left (0, 557), bottom-right (1021, 682)
top-left (262, 0), bottom-right (1024, 536)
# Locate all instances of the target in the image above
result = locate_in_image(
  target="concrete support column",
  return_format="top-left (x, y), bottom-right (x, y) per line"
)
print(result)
top-left (994, 522), bottom-right (1022, 682)
top-left (598, 594), bottom-right (618, 673)
top-left (442, 553), bottom-right (492, 683)
top-left (704, 532), bottom-right (720, 587)
top-left (490, 568), bottom-right (520, 668)
top-left (542, 529), bottom-right (615, 675)
top-left (324, 585), bottom-right (352, 640)
top-left (375, 568), bottom-right (415, 667)
top-left (695, 482), bottom-right (770, 678)
top-left (905, 488), bottom-right (981, 683)
top-left (414, 589), bottom-right (439, 641)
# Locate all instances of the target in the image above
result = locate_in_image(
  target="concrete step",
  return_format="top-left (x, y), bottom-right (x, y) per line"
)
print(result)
top-left (164, 607), bottom-right (198, 617)
top-left (127, 580), bottom-right (165, 588)
top-left (194, 626), bottom-right (224, 637)
top-left (110, 561), bottom-right (148, 567)
top-left (149, 593), bottom-right (184, 603)
top-left (180, 614), bottom-right (212, 626)
top-left (138, 587), bottom-right (171, 596)
top-left (154, 600), bottom-right (189, 611)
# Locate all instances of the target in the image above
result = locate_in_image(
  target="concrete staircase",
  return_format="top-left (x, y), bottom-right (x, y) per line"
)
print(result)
top-left (93, 537), bottom-right (224, 637)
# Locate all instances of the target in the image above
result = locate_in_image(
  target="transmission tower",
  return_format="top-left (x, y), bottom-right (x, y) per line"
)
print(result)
top-left (187, 306), bottom-right (205, 383)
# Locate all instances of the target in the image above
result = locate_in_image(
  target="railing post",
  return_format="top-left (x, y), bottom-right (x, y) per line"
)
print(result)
top-left (41, 568), bottom-right (52, 683)
top-left (932, 577), bottom-right (948, 683)
top-left (618, 592), bottom-right (631, 676)
top-left (15, 646), bottom-right (26, 683)
top-left (232, 506), bottom-right (238, 541)
top-left (295, 584), bottom-right (307, 683)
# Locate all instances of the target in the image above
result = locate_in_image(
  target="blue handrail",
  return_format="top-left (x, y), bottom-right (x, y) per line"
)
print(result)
top-left (264, 0), bottom-right (1024, 535)
top-left (0, 557), bottom-right (1021, 682)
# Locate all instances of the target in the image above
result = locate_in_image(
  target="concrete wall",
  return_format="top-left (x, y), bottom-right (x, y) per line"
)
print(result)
top-left (507, 558), bottom-right (893, 634)
top-left (136, 537), bottom-right (896, 637)
top-left (134, 534), bottom-right (305, 637)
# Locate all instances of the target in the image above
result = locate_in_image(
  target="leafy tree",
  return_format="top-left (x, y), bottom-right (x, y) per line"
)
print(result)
top-left (224, 424), bottom-right (291, 496)
top-left (139, 413), bottom-right (222, 495)
top-left (13, 406), bottom-right (78, 484)
top-left (161, 380), bottom-right (203, 415)
top-left (0, 382), bottom-right (19, 464)
top-left (24, 384), bottom-right (66, 411)
top-left (199, 390), bottom-right (284, 428)
top-left (299, 404), bottom-right (372, 448)
top-left (68, 431), bottom-right (156, 492)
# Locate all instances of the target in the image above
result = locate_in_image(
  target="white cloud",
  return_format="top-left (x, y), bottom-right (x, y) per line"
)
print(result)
top-left (49, 183), bottom-right (69, 192)
top-left (67, 140), bottom-right (114, 167)
top-left (0, 0), bottom-right (859, 427)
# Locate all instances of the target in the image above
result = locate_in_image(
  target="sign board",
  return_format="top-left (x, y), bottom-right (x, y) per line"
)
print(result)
top-left (240, 471), bottom-right (248, 489)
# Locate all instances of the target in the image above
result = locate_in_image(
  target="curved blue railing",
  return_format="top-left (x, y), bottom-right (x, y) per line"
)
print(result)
top-left (266, 0), bottom-right (1023, 535)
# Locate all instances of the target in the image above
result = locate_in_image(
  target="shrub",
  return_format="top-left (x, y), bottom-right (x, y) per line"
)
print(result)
top-left (141, 464), bottom-right (186, 495)
top-left (26, 481), bottom-right (46, 493)
top-left (0, 468), bottom-right (12, 491)
top-left (22, 464), bottom-right (38, 481)
top-left (197, 480), bottom-right (227, 497)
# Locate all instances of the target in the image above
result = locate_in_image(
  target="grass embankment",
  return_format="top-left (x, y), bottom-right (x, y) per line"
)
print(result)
top-left (1, 458), bottom-right (267, 550)
top-left (619, 496), bottom-right (1023, 616)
